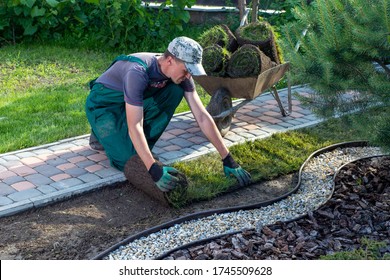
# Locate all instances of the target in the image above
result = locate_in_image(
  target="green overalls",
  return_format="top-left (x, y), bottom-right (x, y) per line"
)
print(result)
top-left (85, 55), bottom-right (184, 171)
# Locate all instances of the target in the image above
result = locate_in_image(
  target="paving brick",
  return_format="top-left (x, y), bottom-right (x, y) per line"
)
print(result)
top-left (289, 111), bottom-right (305, 118)
top-left (243, 124), bottom-right (260, 131)
top-left (8, 188), bottom-right (42, 202)
top-left (223, 134), bottom-right (245, 143)
top-left (0, 165), bottom-right (7, 172)
top-left (169, 128), bottom-right (186, 136)
top-left (1, 160), bottom-right (23, 169)
top-left (50, 143), bottom-right (77, 151)
top-left (159, 132), bottom-right (176, 141)
top-left (0, 183), bottom-right (16, 196)
top-left (51, 178), bottom-right (84, 190)
top-left (33, 148), bottom-right (55, 155)
top-left (0, 170), bottom-right (17, 180)
top-left (0, 196), bottom-right (13, 206)
top-left (187, 127), bottom-right (201, 133)
top-left (57, 163), bottom-right (77, 171)
top-left (50, 173), bottom-right (71, 182)
top-left (68, 156), bottom-right (87, 163)
top-left (78, 173), bottom-right (101, 183)
top-left (46, 157), bottom-right (68, 167)
top-left (258, 115), bottom-right (282, 124)
top-left (2, 155), bottom-right (20, 161)
top-left (36, 153), bottom-right (58, 161)
top-left (163, 145), bottom-right (182, 152)
top-left (78, 149), bottom-right (99, 157)
top-left (261, 125), bottom-right (288, 134)
top-left (246, 129), bottom-right (270, 137)
top-left (34, 165), bottom-right (62, 177)
top-left (9, 165), bottom-right (37, 176)
top-left (70, 146), bottom-right (90, 153)
top-left (3, 175), bottom-right (25, 185)
top-left (159, 151), bottom-right (187, 161)
top-left (154, 140), bottom-right (171, 148)
top-left (187, 136), bottom-right (207, 145)
top-left (20, 156), bottom-right (44, 167)
top-left (37, 185), bottom-right (57, 194)
top-left (169, 138), bottom-right (195, 148)
top-left (87, 153), bottom-right (108, 162)
top-left (25, 173), bottom-right (54, 186)
top-left (75, 160), bottom-right (96, 169)
top-left (100, 160), bottom-right (111, 168)
top-left (94, 168), bottom-right (122, 178)
top-left (14, 151), bottom-right (36, 158)
top-left (59, 152), bottom-right (79, 160)
top-left (11, 181), bottom-right (36, 191)
top-left (65, 167), bottom-right (87, 177)
top-left (85, 164), bottom-right (104, 173)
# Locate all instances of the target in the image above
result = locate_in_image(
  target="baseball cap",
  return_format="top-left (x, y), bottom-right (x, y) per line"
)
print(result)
top-left (168, 36), bottom-right (206, 76)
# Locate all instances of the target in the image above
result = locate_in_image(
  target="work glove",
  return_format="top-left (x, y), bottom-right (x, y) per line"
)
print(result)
top-left (223, 153), bottom-right (251, 187)
top-left (148, 162), bottom-right (180, 192)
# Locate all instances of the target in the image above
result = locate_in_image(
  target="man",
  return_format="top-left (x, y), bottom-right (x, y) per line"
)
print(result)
top-left (86, 36), bottom-right (251, 192)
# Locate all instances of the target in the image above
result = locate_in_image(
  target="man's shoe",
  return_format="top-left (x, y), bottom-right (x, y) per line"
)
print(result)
top-left (89, 133), bottom-right (105, 151)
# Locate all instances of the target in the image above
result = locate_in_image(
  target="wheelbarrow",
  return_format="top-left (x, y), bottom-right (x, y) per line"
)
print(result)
top-left (194, 62), bottom-right (292, 136)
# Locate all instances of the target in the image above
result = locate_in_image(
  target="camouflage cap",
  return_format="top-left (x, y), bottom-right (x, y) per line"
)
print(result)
top-left (168, 36), bottom-right (206, 76)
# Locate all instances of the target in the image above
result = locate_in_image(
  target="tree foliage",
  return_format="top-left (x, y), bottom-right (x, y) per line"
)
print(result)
top-left (281, 0), bottom-right (390, 150)
top-left (0, 0), bottom-right (195, 48)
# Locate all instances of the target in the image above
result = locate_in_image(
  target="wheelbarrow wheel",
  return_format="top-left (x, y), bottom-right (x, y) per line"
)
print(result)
top-left (206, 88), bottom-right (233, 137)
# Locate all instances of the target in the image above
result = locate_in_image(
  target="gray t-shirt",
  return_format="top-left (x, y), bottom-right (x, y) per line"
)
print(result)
top-left (95, 52), bottom-right (195, 106)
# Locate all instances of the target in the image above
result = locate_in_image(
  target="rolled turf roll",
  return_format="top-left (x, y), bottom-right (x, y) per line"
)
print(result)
top-left (198, 24), bottom-right (238, 52)
top-left (235, 21), bottom-right (281, 65)
top-left (202, 44), bottom-right (231, 76)
top-left (226, 44), bottom-right (273, 78)
top-left (124, 155), bottom-right (188, 208)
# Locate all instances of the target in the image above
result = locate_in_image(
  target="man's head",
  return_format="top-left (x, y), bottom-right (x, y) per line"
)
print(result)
top-left (167, 36), bottom-right (206, 76)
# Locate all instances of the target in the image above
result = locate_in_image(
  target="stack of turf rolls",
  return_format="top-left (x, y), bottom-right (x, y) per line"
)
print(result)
top-left (198, 21), bottom-right (282, 78)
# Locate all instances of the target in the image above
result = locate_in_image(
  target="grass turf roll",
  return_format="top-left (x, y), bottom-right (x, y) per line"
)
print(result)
top-left (202, 44), bottom-right (231, 76)
top-left (226, 44), bottom-right (273, 78)
top-left (235, 21), bottom-right (281, 65)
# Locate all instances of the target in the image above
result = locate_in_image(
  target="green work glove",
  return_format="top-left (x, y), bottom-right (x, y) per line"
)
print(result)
top-left (223, 153), bottom-right (251, 187)
top-left (148, 162), bottom-right (180, 192)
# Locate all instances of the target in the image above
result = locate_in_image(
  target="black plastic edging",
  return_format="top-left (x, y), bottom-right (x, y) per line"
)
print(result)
top-left (92, 140), bottom-right (369, 260)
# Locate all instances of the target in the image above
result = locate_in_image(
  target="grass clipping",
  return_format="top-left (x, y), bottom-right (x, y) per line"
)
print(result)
top-left (226, 44), bottom-right (273, 78)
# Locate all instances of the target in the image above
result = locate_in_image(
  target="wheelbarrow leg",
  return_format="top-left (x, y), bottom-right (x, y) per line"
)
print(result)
top-left (270, 77), bottom-right (292, 117)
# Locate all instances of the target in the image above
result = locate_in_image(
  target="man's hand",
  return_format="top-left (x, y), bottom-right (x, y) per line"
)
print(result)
top-left (223, 153), bottom-right (251, 187)
top-left (148, 163), bottom-right (180, 192)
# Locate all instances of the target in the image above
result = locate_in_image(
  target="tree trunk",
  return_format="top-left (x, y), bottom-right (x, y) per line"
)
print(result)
top-left (251, 0), bottom-right (259, 23)
top-left (238, 0), bottom-right (247, 22)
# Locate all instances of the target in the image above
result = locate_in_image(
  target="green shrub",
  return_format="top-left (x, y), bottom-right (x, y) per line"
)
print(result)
top-left (0, 0), bottom-right (195, 50)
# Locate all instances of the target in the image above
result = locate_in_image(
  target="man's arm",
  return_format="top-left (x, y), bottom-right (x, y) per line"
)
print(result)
top-left (184, 90), bottom-right (229, 159)
top-left (185, 89), bottom-right (251, 187)
top-left (125, 103), bottom-right (155, 170)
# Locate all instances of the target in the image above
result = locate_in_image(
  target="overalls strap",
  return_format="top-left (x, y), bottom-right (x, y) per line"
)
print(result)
top-left (89, 55), bottom-right (148, 89)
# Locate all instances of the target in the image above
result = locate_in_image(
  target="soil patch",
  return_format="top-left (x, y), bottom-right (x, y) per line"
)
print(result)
top-left (0, 173), bottom-right (296, 260)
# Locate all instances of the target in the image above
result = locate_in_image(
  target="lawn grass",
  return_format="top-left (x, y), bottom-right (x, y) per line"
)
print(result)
top-left (0, 41), bottom-right (212, 153)
top-left (167, 105), bottom-right (390, 207)
top-left (0, 43), bottom-right (116, 152)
